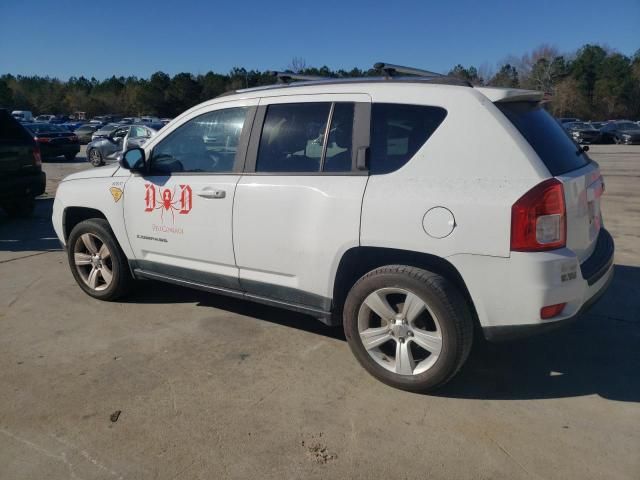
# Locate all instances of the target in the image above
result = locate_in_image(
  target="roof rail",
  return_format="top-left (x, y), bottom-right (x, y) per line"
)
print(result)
top-left (267, 71), bottom-right (326, 84)
top-left (373, 62), bottom-right (443, 78)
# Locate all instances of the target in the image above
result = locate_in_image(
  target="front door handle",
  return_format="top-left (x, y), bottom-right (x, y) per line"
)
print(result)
top-left (197, 189), bottom-right (226, 199)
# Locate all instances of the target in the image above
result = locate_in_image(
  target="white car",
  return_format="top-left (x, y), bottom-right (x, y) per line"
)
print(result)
top-left (52, 64), bottom-right (614, 392)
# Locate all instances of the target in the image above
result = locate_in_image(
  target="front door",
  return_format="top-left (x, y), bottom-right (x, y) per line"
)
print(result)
top-left (123, 100), bottom-right (257, 290)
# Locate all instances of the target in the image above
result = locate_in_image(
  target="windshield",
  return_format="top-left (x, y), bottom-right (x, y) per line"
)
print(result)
top-left (616, 121), bottom-right (640, 131)
top-left (498, 102), bottom-right (590, 176)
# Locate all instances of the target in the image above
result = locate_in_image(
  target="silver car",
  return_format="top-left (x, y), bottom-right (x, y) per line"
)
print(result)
top-left (86, 125), bottom-right (157, 167)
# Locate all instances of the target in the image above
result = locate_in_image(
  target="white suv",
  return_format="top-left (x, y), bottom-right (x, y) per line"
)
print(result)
top-left (52, 65), bottom-right (614, 392)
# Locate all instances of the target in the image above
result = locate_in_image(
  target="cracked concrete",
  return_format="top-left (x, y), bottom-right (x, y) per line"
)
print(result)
top-left (0, 145), bottom-right (638, 479)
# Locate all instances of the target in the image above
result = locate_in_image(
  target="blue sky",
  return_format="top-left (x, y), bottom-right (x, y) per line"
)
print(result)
top-left (1, 0), bottom-right (638, 79)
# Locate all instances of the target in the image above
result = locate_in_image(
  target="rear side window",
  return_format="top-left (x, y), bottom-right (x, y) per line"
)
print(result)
top-left (256, 102), bottom-right (355, 173)
top-left (497, 102), bottom-right (590, 176)
top-left (369, 104), bottom-right (447, 174)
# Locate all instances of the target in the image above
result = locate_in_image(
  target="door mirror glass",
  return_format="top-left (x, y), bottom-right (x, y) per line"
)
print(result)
top-left (121, 147), bottom-right (146, 172)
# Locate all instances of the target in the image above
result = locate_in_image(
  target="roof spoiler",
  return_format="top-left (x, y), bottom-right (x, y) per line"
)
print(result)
top-left (476, 87), bottom-right (545, 103)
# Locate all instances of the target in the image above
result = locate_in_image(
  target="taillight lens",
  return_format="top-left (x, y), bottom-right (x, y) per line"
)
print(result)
top-left (541, 303), bottom-right (566, 319)
top-left (511, 178), bottom-right (566, 251)
top-left (33, 146), bottom-right (42, 166)
top-left (35, 137), bottom-right (51, 143)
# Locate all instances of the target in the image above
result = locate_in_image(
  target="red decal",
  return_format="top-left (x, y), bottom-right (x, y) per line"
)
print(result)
top-left (179, 185), bottom-right (192, 214)
top-left (144, 184), bottom-right (155, 211)
top-left (143, 183), bottom-right (193, 224)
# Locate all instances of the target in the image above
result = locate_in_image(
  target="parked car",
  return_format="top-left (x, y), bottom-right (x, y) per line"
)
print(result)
top-left (0, 109), bottom-right (45, 217)
top-left (86, 124), bottom-right (158, 166)
top-left (61, 120), bottom-right (88, 132)
top-left (562, 121), bottom-right (601, 144)
top-left (11, 110), bottom-right (33, 122)
top-left (91, 123), bottom-right (123, 141)
top-left (74, 124), bottom-right (101, 144)
top-left (35, 114), bottom-right (57, 123)
top-left (160, 118), bottom-right (172, 125)
top-left (52, 66), bottom-right (614, 392)
top-left (599, 120), bottom-right (640, 144)
top-left (22, 123), bottom-right (80, 160)
top-left (589, 121), bottom-right (607, 130)
top-left (558, 117), bottom-right (579, 124)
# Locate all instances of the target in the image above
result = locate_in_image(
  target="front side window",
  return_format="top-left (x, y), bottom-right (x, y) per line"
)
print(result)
top-left (151, 107), bottom-right (247, 174)
top-left (255, 102), bottom-right (355, 173)
top-left (369, 103), bottom-right (447, 174)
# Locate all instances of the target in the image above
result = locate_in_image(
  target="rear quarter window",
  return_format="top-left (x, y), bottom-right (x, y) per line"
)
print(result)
top-left (497, 102), bottom-right (590, 176)
top-left (369, 104), bottom-right (447, 174)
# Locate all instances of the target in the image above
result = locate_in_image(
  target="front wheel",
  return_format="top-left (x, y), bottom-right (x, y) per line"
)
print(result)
top-left (343, 265), bottom-right (473, 393)
top-left (67, 219), bottom-right (132, 300)
top-left (88, 148), bottom-right (103, 167)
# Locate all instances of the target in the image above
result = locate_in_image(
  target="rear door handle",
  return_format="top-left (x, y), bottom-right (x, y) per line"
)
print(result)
top-left (197, 189), bottom-right (226, 199)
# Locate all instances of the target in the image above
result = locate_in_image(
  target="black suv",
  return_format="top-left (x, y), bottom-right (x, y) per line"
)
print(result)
top-left (0, 108), bottom-right (46, 217)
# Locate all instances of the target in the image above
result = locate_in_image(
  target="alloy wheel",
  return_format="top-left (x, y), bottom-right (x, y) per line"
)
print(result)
top-left (357, 287), bottom-right (442, 376)
top-left (73, 233), bottom-right (113, 291)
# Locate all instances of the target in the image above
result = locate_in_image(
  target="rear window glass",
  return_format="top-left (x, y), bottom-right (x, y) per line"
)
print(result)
top-left (369, 104), bottom-right (447, 174)
top-left (498, 102), bottom-right (590, 176)
top-left (0, 111), bottom-right (33, 143)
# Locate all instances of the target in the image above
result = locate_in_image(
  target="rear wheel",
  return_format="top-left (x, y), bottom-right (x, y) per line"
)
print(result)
top-left (343, 265), bottom-right (473, 392)
top-left (67, 219), bottom-right (132, 300)
top-left (88, 148), bottom-right (103, 167)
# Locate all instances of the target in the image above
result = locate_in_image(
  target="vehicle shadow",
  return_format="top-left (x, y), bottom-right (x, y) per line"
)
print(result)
top-left (0, 198), bottom-right (62, 252)
top-left (437, 264), bottom-right (639, 402)
top-left (126, 282), bottom-right (346, 341)
top-left (126, 265), bottom-right (639, 402)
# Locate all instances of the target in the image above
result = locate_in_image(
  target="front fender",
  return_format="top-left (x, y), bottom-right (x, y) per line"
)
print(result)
top-left (54, 176), bottom-right (133, 258)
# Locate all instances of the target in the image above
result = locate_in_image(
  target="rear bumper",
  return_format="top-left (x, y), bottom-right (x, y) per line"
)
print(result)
top-left (0, 171), bottom-right (46, 201)
top-left (448, 228), bottom-right (615, 342)
top-left (40, 143), bottom-right (80, 158)
top-left (483, 264), bottom-right (613, 341)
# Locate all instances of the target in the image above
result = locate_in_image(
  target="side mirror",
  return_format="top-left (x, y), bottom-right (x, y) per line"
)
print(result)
top-left (120, 147), bottom-right (146, 173)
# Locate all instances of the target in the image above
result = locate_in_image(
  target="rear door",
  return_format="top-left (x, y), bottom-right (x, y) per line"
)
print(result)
top-left (497, 102), bottom-right (602, 262)
top-left (233, 94), bottom-right (371, 311)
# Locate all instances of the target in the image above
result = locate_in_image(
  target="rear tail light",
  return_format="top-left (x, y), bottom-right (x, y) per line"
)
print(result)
top-left (541, 303), bottom-right (566, 319)
top-left (511, 178), bottom-right (566, 251)
top-left (69, 135), bottom-right (78, 142)
top-left (32, 146), bottom-right (42, 166)
top-left (35, 137), bottom-right (51, 143)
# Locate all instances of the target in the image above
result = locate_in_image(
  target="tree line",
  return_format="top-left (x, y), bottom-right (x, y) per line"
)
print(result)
top-left (1, 44), bottom-right (638, 120)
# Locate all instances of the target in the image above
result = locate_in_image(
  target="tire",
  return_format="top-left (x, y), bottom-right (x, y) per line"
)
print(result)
top-left (65, 152), bottom-right (77, 161)
top-left (613, 136), bottom-right (621, 145)
top-left (3, 197), bottom-right (36, 218)
top-left (67, 219), bottom-right (132, 301)
top-left (343, 265), bottom-right (473, 393)
top-left (88, 148), bottom-right (103, 167)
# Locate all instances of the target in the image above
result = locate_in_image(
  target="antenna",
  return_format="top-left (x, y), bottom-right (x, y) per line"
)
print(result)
top-left (373, 62), bottom-right (444, 79)
top-left (267, 71), bottom-right (326, 84)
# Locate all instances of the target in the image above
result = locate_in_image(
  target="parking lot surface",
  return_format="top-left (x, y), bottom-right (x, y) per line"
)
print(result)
top-left (1, 145), bottom-right (638, 479)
